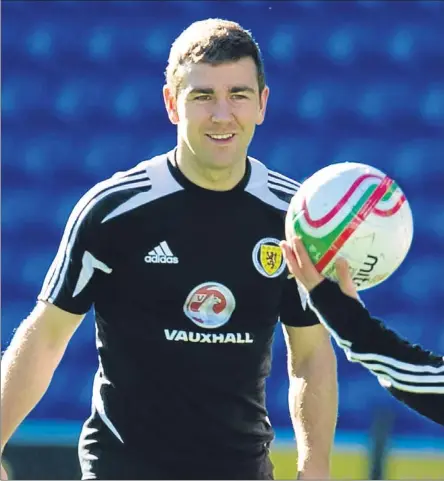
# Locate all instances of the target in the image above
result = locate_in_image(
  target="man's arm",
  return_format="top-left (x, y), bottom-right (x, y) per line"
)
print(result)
top-left (281, 236), bottom-right (444, 426)
top-left (1, 182), bottom-right (110, 478)
top-left (282, 323), bottom-right (338, 480)
top-left (1, 301), bottom-right (84, 452)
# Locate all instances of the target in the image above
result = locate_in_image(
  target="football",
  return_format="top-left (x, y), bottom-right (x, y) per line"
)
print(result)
top-left (285, 162), bottom-right (414, 290)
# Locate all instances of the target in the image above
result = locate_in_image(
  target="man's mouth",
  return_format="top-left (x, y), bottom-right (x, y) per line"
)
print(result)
top-left (206, 133), bottom-right (236, 142)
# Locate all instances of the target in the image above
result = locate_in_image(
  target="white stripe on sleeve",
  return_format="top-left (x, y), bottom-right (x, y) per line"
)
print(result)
top-left (40, 173), bottom-right (150, 301)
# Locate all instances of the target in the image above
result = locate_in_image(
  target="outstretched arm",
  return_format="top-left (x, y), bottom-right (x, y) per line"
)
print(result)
top-left (281, 237), bottom-right (444, 426)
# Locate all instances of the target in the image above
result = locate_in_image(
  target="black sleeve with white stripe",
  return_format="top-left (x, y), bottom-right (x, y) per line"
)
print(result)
top-left (264, 171), bottom-right (320, 327)
top-left (37, 195), bottom-right (104, 315)
top-left (309, 280), bottom-right (444, 425)
top-left (38, 168), bottom-right (153, 314)
top-left (267, 169), bottom-right (301, 204)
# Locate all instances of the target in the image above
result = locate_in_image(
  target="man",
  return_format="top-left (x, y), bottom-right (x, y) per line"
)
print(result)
top-left (1, 19), bottom-right (338, 480)
top-left (281, 236), bottom-right (444, 426)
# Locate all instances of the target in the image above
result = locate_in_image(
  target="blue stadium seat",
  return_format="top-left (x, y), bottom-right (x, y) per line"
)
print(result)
top-left (420, 86), bottom-right (444, 125)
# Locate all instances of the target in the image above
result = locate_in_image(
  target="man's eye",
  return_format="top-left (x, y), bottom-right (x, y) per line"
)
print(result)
top-left (232, 94), bottom-right (248, 100)
top-left (195, 95), bottom-right (211, 101)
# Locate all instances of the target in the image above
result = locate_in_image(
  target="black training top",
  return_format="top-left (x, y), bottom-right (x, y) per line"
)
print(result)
top-left (38, 149), bottom-right (320, 468)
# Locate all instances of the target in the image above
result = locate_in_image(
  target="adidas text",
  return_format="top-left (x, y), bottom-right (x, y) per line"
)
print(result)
top-left (164, 329), bottom-right (254, 344)
top-left (145, 255), bottom-right (179, 264)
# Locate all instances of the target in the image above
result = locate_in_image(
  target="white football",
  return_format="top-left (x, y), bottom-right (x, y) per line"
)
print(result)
top-left (285, 162), bottom-right (414, 290)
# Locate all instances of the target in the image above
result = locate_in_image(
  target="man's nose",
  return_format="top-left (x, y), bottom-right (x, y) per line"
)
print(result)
top-left (211, 99), bottom-right (233, 123)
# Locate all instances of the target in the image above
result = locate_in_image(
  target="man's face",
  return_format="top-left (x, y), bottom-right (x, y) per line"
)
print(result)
top-left (164, 57), bottom-right (269, 170)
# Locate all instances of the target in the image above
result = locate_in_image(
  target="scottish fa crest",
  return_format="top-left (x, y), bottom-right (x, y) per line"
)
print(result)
top-left (252, 237), bottom-right (286, 278)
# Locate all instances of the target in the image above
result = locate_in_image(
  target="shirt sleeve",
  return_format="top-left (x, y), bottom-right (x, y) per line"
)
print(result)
top-left (38, 192), bottom-right (111, 315)
top-left (309, 280), bottom-right (444, 426)
top-left (279, 275), bottom-right (321, 327)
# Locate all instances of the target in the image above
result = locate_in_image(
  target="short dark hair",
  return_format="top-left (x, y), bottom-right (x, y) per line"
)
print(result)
top-left (165, 18), bottom-right (266, 97)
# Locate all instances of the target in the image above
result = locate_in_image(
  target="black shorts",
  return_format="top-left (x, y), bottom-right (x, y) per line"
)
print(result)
top-left (81, 448), bottom-right (274, 480)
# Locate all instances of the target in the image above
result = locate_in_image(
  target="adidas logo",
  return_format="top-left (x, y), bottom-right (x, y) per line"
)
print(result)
top-left (144, 241), bottom-right (179, 264)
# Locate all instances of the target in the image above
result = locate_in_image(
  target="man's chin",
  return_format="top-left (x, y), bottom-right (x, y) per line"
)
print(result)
top-left (202, 148), bottom-right (246, 170)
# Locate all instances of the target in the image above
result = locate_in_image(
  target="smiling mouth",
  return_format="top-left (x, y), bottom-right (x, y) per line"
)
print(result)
top-left (206, 134), bottom-right (235, 142)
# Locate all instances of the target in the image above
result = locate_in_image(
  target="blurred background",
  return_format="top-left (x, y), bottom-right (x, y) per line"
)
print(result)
top-left (1, 0), bottom-right (443, 479)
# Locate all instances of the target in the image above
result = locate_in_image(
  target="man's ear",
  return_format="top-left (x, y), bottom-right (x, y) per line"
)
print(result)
top-left (163, 84), bottom-right (179, 125)
top-left (257, 85), bottom-right (270, 126)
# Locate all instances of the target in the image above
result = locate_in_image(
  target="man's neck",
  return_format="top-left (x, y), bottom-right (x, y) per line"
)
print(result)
top-left (175, 145), bottom-right (247, 192)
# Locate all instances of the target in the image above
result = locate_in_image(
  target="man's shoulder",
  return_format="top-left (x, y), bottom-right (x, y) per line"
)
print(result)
top-left (110, 151), bottom-right (170, 182)
top-left (247, 156), bottom-right (301, 210)
top-left (72, 151), bottom-right (181, 225)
